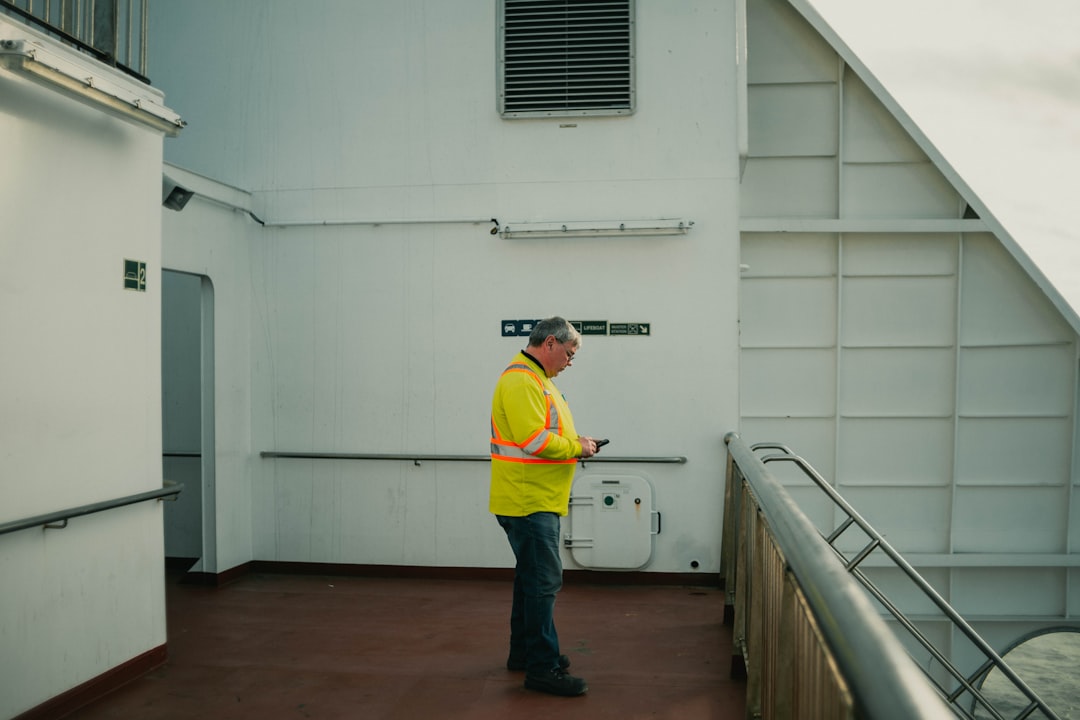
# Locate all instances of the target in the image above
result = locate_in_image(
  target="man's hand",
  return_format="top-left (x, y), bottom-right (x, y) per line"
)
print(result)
top-left (578, 436), bottom-right (598, 458)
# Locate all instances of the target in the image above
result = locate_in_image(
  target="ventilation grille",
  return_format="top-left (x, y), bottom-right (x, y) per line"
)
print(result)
top-left (500, 0), bottom-right (634, 117)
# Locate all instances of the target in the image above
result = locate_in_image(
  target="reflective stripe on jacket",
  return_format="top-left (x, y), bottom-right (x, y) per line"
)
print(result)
top-left (489, 352), bottom-right (581, 517)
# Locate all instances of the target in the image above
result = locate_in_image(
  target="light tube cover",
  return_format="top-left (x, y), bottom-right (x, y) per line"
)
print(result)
top-left (500, 218), bottom-right (693, 239)
top-left (0, 38), bottom-right (185, 136)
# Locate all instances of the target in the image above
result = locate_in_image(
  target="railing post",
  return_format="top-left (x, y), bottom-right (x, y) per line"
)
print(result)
top-left (731, 481), bottom-right (750, 680)
top-left (91, 0), bottom-right (116, 61)
top-left (722, 445), bottom-right (739, 623)
top-left (772, 565), bottom-right (797, 718)
top-left (746, 501), bottom-right (764, 719)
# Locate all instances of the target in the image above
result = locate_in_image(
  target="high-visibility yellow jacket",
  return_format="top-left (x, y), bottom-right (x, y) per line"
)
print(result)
top-left (489, 352), bottom-right (582, 517)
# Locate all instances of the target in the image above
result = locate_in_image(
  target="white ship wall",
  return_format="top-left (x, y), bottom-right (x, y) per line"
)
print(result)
top-left (0, 16), bottom-right (170, 717)
top-left (160, 169), bottom-right (257, 574)
top-left (742, 0), bottom-right (1079, 675)
top-left (150, 1), bottom-right (742, 575)
top-left (149, 1), bottom-right (1080, 646)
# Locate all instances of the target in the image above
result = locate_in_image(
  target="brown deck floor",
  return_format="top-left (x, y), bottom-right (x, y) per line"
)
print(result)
top-left (68, 567), bottom-right (746, 720)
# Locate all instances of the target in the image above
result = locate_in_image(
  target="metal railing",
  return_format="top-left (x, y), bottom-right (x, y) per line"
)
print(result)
top-left (0, 482), bottom-right (183, 537)
top-left (723, 432), bottom-right (956, 719)
top-left (260, 451), bottom-right (687, 465)
top-left (747, 440), bottom-right (1061, 720)
top-left (0, 0), bottom-right (149, 79)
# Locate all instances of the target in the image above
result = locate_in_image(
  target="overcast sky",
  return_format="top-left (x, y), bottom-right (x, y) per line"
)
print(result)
top-left (805, 0), bottom-right (1080, 316)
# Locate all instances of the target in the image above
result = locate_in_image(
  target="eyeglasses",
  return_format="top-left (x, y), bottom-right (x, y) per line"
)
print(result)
top-left (548, 339), bottom-right (577, 363)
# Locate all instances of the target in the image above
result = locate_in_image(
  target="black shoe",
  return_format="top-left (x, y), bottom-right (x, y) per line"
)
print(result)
top-left (524, 668), bottom-right (588, 697)
top-left (506, 654), bottom-right (570, 672)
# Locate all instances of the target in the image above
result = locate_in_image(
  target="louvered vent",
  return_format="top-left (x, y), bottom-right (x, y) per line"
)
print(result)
top-left (499, 0), bottom-right (635, 117)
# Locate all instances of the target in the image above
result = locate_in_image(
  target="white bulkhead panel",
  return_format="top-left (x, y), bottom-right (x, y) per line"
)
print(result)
top-left (566, 474), bottom-right (659, 570)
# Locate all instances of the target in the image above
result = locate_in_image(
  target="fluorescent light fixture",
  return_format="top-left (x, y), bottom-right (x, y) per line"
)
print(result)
top-left (500, 218), bottom-right (693, 239)
top-left (0, 38), bottom-right (185, 136)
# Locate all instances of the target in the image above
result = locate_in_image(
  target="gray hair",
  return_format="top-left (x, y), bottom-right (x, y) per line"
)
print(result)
top-left (528, 316), bottom-right (581, 348)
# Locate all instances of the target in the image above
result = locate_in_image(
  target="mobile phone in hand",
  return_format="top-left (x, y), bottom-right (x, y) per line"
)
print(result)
top-left (595, 439), bottom-right (610, 449)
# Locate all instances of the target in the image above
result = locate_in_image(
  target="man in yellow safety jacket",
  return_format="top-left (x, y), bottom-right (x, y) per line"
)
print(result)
top-left (489, 316), bottom-right (600, 697)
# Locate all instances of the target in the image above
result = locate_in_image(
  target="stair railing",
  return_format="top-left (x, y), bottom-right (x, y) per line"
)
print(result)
top-left (723, 432), bottom-right (955, 719)
top-left (744, 437), bottom-right (1060, 720)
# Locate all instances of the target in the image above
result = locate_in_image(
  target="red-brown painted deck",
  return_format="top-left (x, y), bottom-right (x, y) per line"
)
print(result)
top-left (66, 567), bottom-right (745, 719)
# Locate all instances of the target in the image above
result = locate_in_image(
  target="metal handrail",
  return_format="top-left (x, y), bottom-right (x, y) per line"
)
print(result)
top-left (0, 482), bottom-right (183, 537)
top-left (260, 451), bottom-right (687, 464)
top-left (724, 432), bottom-right (955, 719)
top-left (752, 443), bottom-right (1061, 720)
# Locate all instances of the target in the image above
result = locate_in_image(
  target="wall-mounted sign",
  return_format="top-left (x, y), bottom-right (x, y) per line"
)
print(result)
top-left (124, 259), bottom-right (147, 291)
top-left (609, 323), bottom-right (650, 336)
top-left (501, 319), bottom-right (539, 337)
top-left (572, 320), bottom-right (608, 335)
top-left (501, 319), bottom-right (649, 337)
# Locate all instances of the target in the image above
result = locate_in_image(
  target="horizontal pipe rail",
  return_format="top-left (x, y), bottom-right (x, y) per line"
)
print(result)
top-left (260, 451), bottom-right (687, 464)
top-left (262, 217), bottom-right (497, 228)
top-left (724, 432), bottom-right (954, 719)
top-left (0, 482), bottom-right (183, 537)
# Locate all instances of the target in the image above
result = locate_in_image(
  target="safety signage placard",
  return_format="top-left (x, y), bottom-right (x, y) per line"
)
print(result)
top-left (573, 320), bottom-right (608, 335)
top-left (501, 319), bottom-right (539, 337)
top-left (124, 259), bottom-right (147, 291)
top-left (609, 323), bottom-right (650, 336)
top-left (501, 320), bottom-right (650, 337)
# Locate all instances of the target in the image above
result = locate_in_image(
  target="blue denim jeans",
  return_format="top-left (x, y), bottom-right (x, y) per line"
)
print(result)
top-left (496, 512), bottom-right (564, 674)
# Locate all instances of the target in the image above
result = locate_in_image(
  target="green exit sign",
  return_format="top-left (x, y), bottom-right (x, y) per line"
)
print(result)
top-left (124, 259), bottom-right (146, 291)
